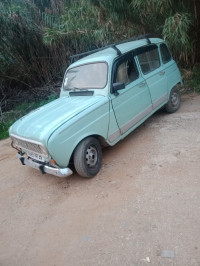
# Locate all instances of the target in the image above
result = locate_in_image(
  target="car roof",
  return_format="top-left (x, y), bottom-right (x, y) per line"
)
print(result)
top-left (69, 38), bottom-right (163, 68)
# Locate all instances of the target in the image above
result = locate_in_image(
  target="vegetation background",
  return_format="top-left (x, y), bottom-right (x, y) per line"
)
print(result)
top-left (0, 0), bottom-right (200, 138)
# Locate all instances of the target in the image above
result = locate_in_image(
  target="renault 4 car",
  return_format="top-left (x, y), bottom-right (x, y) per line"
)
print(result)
top-left (9, 34), bottom-right (182, 178)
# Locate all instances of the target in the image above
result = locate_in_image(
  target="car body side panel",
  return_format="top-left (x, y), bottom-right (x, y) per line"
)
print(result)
top-left (110, 77), bottom-right (153, 139)
top-left (157, 44), bottom-right (182, 95)
top-left (162, 60), bottom-right (182, 95)
top-left (135, 54), bottom-right (168, 109)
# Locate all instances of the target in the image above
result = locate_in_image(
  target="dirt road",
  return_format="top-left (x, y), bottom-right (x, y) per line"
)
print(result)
top-left (0, 93), bottom-right (200, 266)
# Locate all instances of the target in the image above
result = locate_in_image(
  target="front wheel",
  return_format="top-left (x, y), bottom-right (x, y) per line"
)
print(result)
top-left (165, 86), bottom-right (181, 113)
top-left (73, 137), bottom-right (102, 178)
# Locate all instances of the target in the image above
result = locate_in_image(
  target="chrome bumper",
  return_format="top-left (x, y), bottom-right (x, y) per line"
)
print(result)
top-left (17, 154), bottom-right (73, 178)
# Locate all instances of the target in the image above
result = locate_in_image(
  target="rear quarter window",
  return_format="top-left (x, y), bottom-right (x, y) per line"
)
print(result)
top-left (160, 43), bottom-right (172, 64)
top-left (137, 46), bottom-right (160, 74)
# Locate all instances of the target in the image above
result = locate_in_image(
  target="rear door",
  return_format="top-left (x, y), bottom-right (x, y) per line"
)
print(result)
top-left (110, 52), bottom-right (152, 139)
top-left (159, 43), bottom-right (182, 92)
top-left (137, 45), bottom-right (168, 110)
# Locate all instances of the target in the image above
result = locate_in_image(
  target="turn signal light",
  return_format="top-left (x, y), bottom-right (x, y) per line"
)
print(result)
top-left (51, 159), bottom-right (56, 165)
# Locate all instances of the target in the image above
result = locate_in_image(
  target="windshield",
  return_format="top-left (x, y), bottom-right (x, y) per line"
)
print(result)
top-left (63, 62), bottom-right (108, 90)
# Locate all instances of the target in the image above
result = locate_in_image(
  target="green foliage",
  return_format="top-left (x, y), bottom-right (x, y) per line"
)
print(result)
top-left (163, 12), bottom-right (192, 63)
top-left (90, 0), bottom-right (132, 23)
top-left (184, 66), bottom-right (200, 93)
top-left (0, 121), bottom-right (13, 140)
top-left (0, 0), bottom-right (67, 94)
top-left (43, 1), bottom-right (106, 47)
top-left (0, 0), bottom-right (200, 104)
top-left (89, 0), bottom-right (199, 65)
top-left (129, 0), bottom-right (196, 64)
top-left (0, 93), bottom-right (57, 140)
top-left (43, 0), bottom-right (139, 50)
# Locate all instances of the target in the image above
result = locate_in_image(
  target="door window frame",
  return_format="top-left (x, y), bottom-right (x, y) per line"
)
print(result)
top-left (159, 43), bottom-right (172, 64)
top-left (136, 44), bottom-right (161, 75)
top-left (111, 52), bottom-right (139, 94)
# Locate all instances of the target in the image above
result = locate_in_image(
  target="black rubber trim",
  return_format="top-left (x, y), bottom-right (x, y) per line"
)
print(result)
top-left (70, 34), bottom-right (151, 63)
top-left (39, 165), bottom-right (46, 175)
top-left (19, 157), bottom-right (25, 165)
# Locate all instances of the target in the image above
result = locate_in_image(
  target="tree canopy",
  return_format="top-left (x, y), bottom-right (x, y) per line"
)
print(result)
top-left (0, 0), bottom-right (199, 94)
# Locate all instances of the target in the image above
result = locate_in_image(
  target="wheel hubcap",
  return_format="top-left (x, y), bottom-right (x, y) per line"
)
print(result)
top-left (86, 145), bottom-right (98, 167)
top-left (171, 92), bottom-right (179, 107)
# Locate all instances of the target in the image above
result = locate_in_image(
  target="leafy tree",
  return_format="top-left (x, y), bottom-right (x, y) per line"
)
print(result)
top-left (90, 0), bottom-right (200, 64)
top-left (0, 0), bottom-right (199, 102)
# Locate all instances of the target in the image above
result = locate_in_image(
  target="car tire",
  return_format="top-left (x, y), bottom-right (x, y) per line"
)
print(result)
top-left (165, 86), bottom-right (181, 113)
top-left (73, 137), bottom-right (102, 178)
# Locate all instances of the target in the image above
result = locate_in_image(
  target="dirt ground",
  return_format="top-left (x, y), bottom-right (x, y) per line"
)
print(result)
top-left (0, 93), bottom-right (200, 266)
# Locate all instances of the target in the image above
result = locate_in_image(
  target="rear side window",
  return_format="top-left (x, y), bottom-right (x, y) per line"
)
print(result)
top-left (137, 47), bottom-right (160, 74)
top-left (160, 43), bottom-right (172, 64)
top-left (115, 57), bottom-right (138, 85)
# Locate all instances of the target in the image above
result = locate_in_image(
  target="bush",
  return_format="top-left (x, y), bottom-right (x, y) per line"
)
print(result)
top-left (182, 66), bottom-right (200, 93)
top-left (0, 93), bottom-right (57, 140)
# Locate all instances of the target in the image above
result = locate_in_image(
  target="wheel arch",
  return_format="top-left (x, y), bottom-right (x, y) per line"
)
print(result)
top-left (69, 134), bottom-right (108, 164)
top-left (167, 82), bottom-right (182, 101)
top-left (169, 81), bottom-right (182, 93)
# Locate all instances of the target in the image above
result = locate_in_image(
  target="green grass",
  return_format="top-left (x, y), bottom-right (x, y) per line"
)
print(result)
top-left (0, 93), bottom-right (57, 140)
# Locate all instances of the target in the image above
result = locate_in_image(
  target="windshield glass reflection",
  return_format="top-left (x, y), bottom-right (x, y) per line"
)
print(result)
top-left (63, 62), bottom-right (108, 90)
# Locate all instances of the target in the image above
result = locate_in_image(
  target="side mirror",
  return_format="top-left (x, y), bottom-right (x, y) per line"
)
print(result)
top-left (112, 82), bottom-right (125, 95)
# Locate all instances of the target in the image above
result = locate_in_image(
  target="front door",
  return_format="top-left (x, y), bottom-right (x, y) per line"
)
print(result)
top-left (110, 53), bottom-right (152, 137)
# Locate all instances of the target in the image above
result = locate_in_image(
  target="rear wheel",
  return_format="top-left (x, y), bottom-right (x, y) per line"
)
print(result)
top-left (165, 86), bottom-right (181, 113)
top-left (73, 137), bottom-right (102, 178)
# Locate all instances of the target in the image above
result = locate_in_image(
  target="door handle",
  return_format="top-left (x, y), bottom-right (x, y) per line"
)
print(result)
top-left (159, 71), bottom-right (165, 75)
top-left (139, 82), bottom-right (146, 88)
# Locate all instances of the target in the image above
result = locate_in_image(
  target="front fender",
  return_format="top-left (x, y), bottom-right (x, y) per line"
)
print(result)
top-left (47, 98), bottom-right (110, 167)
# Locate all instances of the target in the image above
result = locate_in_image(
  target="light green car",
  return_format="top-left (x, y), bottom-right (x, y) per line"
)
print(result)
top-left (9, 35), bottom-right (182, 178)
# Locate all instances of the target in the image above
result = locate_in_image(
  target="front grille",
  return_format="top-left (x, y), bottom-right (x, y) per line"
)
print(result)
top-left (11, 136), bottom-right (46, 155)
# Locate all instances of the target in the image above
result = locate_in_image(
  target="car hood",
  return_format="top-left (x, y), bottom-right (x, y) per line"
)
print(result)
top-left (10, 96), bottom-right (106, 144)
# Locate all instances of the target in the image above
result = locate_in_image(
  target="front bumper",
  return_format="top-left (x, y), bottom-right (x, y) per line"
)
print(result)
top-left (17, 153), bottom-right (73, 178)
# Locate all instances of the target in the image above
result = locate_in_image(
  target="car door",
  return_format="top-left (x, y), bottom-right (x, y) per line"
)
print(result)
top-left (137, 44), bottom-right (168, 110)
top-left (110, 52), bottom-right (152, 138)
top-left (159, 43), bottom-right (182, 92)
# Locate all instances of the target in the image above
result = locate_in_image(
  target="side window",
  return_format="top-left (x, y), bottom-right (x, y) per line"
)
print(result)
top-left (137, 47), bottom-right (160, 74)
top-left (160, 43), bottom-right (172, 64)
top-left (115, 57), bottom-right (138, 85)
